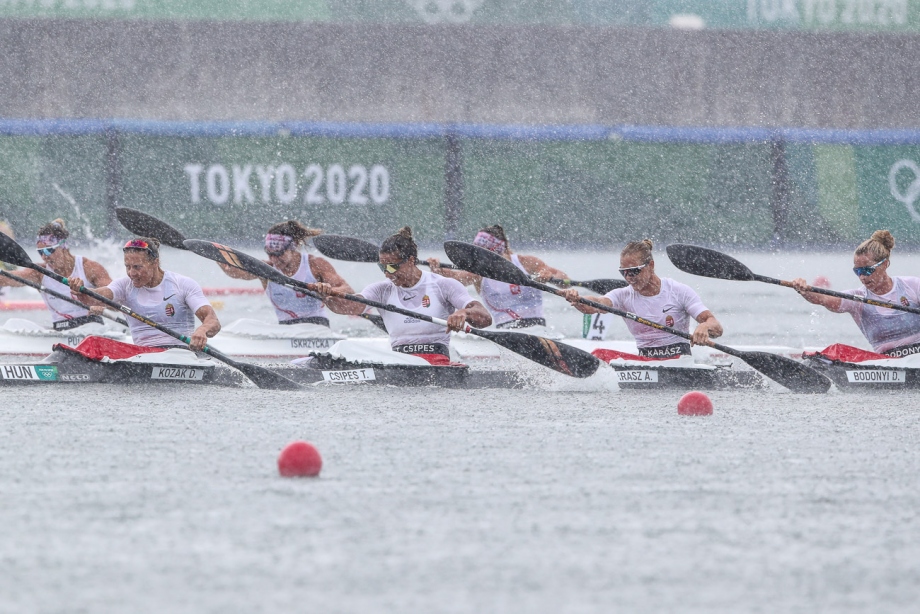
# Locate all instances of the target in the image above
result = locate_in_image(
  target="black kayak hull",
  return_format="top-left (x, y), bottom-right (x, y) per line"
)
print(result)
top-left (803, 356), bottom-right (920, 390)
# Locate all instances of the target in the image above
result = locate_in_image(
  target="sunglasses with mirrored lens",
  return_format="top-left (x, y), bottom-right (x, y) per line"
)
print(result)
top-left (37, 246), bottom-right (59, 257)
top-left (377, 260), bottom-right (406, 274)
top-left (853, 257), bottom-right (887, 277)
top-left (618, 261), bottom-right (651, 278)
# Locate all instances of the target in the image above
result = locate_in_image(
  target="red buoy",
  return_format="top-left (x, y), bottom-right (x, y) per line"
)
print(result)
top-left (278, 441), bottom-right (323, 477)
top-left (677, 391), bottom-right (713, 416)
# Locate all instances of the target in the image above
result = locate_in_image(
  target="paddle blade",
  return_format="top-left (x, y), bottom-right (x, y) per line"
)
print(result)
top-left (232, 361), bottom-right (302, 390)
top-left (444, 241), bottom-right (530, 285)
top-left (572, 279), bottom-right (627, 294)
top-left (738, 351), bottom-right (831, 393)
top-left (183, 240), bottom-right (292, 286)
top-left (0, 232), bottom-right (34, 268)
top-left (473, 329), bottom-right (600, 378)
top-left (313, 234), bottom-right (380, 263)
top-left (666, 244), bottom-right (756, 282)
top-left (115, 207), bottom-right (188, 249)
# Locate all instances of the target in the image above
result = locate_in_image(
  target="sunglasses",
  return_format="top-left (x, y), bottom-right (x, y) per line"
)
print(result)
top-left (853, 257), bottom-right (887, 277)
top-left (377, 259), bottom-right (407, 274)
top-left (37, 245), bottom-right (60, 257)
top-left (265, 247), bottom-right (290, 258)
top-left (618, 260), bottom-right (651, 278)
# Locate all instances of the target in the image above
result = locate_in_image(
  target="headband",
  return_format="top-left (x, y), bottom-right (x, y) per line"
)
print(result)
top-left (472, 231), bottom-right (506, 254)
top-left (265, 233), bottom-right (295, 253)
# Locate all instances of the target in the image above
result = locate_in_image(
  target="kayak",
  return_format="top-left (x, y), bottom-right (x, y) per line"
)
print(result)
top-left (803, 344), bottom-right (920, 390)
top-left (0, 336), bottom-right (525, 389)
top-left (0, 337), bottom-right (246, 387)
top-left (592, 348), bottom-right (766, 390)
top-left (277, 339), bottom-right (525, 388)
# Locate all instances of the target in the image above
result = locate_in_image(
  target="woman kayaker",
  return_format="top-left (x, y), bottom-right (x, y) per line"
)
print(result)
top-left (68, 237), bottom-right (219, 351)
top-left (562, 239), bottom-right (723, 357)
top-left (217, 220), bottom-right (353, 327)
top-left (791, 230), bottom-right (920, 357)
top-left (318, 227), bottom-right (492, 359)
top-left (426, 224), bottom-right (568, 329)
top-left (0, 219), bottom-right (112, 329)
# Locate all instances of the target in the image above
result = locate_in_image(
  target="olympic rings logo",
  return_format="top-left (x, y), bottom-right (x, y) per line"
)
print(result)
top-left (889, 159), bottom-right (920, 223)
top-left (404, 0), bottom-right (485, 23)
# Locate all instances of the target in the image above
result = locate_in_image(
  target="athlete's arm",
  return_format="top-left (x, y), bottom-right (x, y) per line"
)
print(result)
top-left (426, 258), bottom-right (482, 286)
top-left (66, 277), bottom-right (114, 306)
top-left (310, 256), bottom-right (354, 294)
top-left (562, 288), bottom-right (611, 314)
top-left (691, 310), bottom-right (723, 345)
top-left (217, 261), bottom-right (261, 282)
top-left (189, 304), bottom-right (220, 351)
top-left (83, 258), bottom-right (113, 288)
top-left (446, 300), bottom-right (492, 331)
top-left (790, 278), bottom-right (841, 310)
top-left (0, 268), bottom-right (42, 287)
top-left (518, 255), bottom-right (567, 283)
top-left (312, 282), bottom-right (366, 315)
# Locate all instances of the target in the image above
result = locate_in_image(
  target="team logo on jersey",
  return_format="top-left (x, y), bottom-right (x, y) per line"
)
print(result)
top-left (296, 291), bottom-right (308, 299)
top-left (421, 294), bottom-right (431, 308)
top-left (510, 284), bottom-right (521, 295)
top-left (665, 315), bottom-right (674, 327)
top-left (165, 303), bottom-right (175, 317)
top-left (901, 296), bottom-right (910, 307)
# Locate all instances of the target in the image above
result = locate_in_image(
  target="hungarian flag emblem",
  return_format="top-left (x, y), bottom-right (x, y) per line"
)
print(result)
top-left (422, 294), bottom-right (430, 308)
top-left (165, 303), bottom-right (175, 317)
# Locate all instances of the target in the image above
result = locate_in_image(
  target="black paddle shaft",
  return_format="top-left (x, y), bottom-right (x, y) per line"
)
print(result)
top-left (666, 243), bottom-right (920, 315)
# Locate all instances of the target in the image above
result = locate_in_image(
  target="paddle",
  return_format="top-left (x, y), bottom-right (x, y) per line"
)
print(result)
top-left (183, 239), bottom-right (600, 378)
top-left (313, 233), bottom-right (460, 270)
top-left (445, 241), bottom-right (831, 394)
top-left (548, 278), bottom-right (627, 294)
top-left (114, 208), bottom-right (386, 332)
top-left (312, 232), bottom-right (622, 292)
top-left (0, 269), bottom-right (129, 327)
top-left (666, 244), bottom-right (920, 316)
top-left (0, 232), bottom-right (301, 390)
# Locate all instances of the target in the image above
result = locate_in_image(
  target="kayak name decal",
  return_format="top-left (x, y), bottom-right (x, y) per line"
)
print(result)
top-left (845, 369), bottom-right (906, 383)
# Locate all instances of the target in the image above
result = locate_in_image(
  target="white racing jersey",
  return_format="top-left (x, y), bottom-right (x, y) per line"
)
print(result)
top-left (834, 276), bottom-right (920, 353)
top-left (265, 252), bottom-right (328, 323)
top-left (604, 278), bottom-right (708, 349)
top-left (42, 255), bottom-right (93, 323)
top-left (109, 271), bottom-right (211, 347)
top-left (360, 271), bottom-right (476, 350)
top-left (478, 254), bottom-right (544, 325)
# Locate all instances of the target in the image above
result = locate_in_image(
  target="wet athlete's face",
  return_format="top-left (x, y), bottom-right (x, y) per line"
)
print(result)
top-left (124, 251), bottom-right (160, 288)
top-left (619, 253), bottom-right (655, 291)
top-left (853, 253), bottom-right (889, 292)
top-left (36, 241), bottom-right (67, 269)
top-left (379, 251), bottom-right (417, 287)
top-left (266, 247), bottom-right (300, 273)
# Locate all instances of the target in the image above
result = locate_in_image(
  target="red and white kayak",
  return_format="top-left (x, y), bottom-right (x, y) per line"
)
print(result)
top-left (803, 344), bottom-right (920, 389)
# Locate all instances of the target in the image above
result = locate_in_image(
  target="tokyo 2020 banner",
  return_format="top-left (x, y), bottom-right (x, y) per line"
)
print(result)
top-left (2, 122), bottom-right (920, 248)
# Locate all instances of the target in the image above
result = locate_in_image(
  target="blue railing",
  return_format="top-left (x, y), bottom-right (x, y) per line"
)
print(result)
top-left (2, 118), bottom-right (920, 145)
